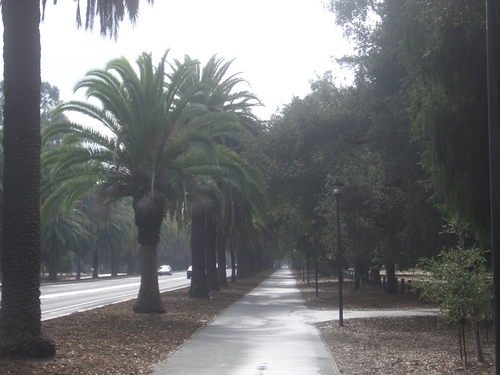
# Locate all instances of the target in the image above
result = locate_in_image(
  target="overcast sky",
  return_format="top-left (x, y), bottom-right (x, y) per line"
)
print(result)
top-left (7, 0), bottom-right (353, 120)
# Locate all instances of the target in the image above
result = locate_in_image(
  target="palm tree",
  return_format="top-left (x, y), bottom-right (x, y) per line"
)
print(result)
top-left (41, 51), bottom-right (248, 312)
top-left (0, 1), bottom-right (55, 357)
top-left (178, 55), bottom-right (267, 295)
top-left (178, 55), bottom-right (263, 136)
top-left (93, 199), bottom-right (136, 276)
top-left (0, 0), bottom-right (152, 357)
top-left (42, 208), bottom-right (90, 280)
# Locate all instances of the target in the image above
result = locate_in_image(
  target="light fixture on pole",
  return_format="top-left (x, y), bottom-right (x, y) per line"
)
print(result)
top-left (305, 234), bottom-right (310, 287)
top-left (312, 219), bottom-right (318, 299)
top-left (332, 177), bottom-right (344, 326)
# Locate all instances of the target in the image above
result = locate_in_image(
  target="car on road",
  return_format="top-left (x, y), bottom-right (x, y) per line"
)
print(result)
top-left (186, 266), bottom-right (192, 279)
top-left (158, 265), bottom-right (172, 276)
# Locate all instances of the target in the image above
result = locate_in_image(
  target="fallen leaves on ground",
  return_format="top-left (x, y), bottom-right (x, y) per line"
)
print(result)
top-left (1, 272), bottom-right (495, 374)
top-left (297, 277), bottom-right (495, 375)
top-left (0, 272), bottom-right (272, 374)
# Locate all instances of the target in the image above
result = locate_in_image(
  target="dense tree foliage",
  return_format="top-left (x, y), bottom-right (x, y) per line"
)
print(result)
top-left (258, 67), bottom-right (446, 291)
top-left (329, 0), bottom-right (493, 245)
top-left (252, 0), bottom-right (492, 292)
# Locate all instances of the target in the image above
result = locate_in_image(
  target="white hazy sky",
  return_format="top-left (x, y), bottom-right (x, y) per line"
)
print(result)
top-left (7, 0), bottom-right (354, 120)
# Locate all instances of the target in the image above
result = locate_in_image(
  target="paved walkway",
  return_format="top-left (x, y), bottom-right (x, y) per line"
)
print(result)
top-left (152, 269), bottom-right (439, 375)
top-left (152, 269), bottom-right (340, 375)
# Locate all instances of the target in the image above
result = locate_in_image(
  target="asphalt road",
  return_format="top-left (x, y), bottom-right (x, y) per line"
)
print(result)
top-left (40, 271), bottom-right (190, 321)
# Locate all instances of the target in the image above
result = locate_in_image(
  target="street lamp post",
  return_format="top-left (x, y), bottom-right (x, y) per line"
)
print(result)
top-left (306, 234), bottom-right (310, 287)
top-left (332, 177), bottom-right (344, 326)
top-left (312, 219), bottom-right (318, 299)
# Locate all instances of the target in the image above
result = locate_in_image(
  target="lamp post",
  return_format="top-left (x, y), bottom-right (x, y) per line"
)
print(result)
top-left (332, 177), bottom-right (344, 326)
top-left (312, 219), bottom-right (318, 299)
top-left (305, 234), bottom-right (310, 287)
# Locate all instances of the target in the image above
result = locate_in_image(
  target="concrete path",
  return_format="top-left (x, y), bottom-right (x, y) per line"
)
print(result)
top-left (152, 269), bottom-right (341, 375)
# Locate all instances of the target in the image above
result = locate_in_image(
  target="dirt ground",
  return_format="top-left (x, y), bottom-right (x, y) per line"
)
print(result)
top-left (0, 271), bottom-right (495, 374)
top-left (0, 272), bottom-right (273, 374)
top-left (297, 276), bottom-right (495, 375)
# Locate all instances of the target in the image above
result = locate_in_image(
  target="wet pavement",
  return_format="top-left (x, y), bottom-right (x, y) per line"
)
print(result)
top-left (151, 269), bottom-right (439, 375)
top-left (152, 269), bottom-right (340, 375)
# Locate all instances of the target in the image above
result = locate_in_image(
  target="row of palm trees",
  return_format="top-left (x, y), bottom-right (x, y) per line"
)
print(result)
top-left (41, 51), bottom-right (270, 313)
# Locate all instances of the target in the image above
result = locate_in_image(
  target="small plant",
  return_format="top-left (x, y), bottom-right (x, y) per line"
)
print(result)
top-left (414, 221), bottom-right (492, 362)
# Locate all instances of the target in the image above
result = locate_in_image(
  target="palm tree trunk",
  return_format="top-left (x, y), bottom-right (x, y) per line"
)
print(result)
top-left (188, 210), bottom-right (210, 298)
top-left (48, 235), bottom-right (58, 281)
top-left (217, 230), bottom-right (228, 287)
top-left (230, 235), bottom-right (237, 284)
top-left (132, 195), bottom-right (165, 313)
top-left (133, 243), bottom-right (165, 313)
top-left (76, 247), bottom-right (82, 280)
top-left (127, 248), bottom-right (137, 275)
top-left (0, 0), bottom-right (55, 357)
top-left (111, 248), bottom-right (119, 276)
top-left (92, 242), bottom-right (99, 278)
top-left (205, 214), bottom-right (219, 291)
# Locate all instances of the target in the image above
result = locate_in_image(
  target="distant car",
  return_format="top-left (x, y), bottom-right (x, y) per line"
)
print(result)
top-left (186, 266), bottom-right (192, 279)
top-left (158, 265), bottom-right (172, 276)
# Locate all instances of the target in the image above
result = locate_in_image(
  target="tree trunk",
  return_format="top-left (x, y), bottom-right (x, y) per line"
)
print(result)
top-left (229, 237), bottom-right (236, 284)
top-left (385, 260), bottom-right (398, 294)
top-left (371, 267), bottom-right (380, 287)
top-left (132, 194), bottom-right (165, 313)
top-left (48, 238), bottom-right (58, 281)
top-left (354, 262), bottom-right (362, 291)
top-left (0, 0), bottom-right (55, 358)
top-left (92, 243), bottom-right (99, 279)
top-left (133, 243), bottom-right (164, 313)
top-left (472, 320), bottom-right (485, 362)
top-left (76, 246), bottom-right (82, 280)
top-left (217, 231), bottom-right (228, 287)
top-left (111, 248), bottom-right (119, 277)
top-left (205, 214), bottom-right (219, 291)
top-left (188, 210), bottom-right (210, 298)
top-left (126, 248), bottom-right (136, 275)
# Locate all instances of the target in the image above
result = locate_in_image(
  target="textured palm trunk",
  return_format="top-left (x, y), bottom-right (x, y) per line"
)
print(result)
top-left (133, 242), bottom-right (165, 313)
top-left (92, 242), bottom-right (99, 278)
top-left (237, 239), bottom-right (250, 280)
top-left (48, 234), bottom-right (58, 281)
top-left (0, 0), bottom-right (55, 357)
top-left (188, 210), bottom-right (210, 298)
top-left (132, 196), bottom-right (165, 313)
top-left (205, 214), bottom-right (219, 291)
top-left (76, 246), bottom-right (82, 280)
top-left (230, 236), bottom-right (237, 284)
top-left (111, 248), bottom-right (119, 276)
top-left (216, 229), bottom-right (228, 287)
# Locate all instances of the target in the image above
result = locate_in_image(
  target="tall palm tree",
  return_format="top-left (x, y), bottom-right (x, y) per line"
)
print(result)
top-left (42, 208), bottom-right (90, 280)
top-left (41, 51), bottom-right (247, 312)
top-left (0, 0), bottom-right (55, 358)
top-left (0, 0), bottom-right (151, 357)
top-left (91, 198), bottom-right (136, 276)
top-left (178, 55), bottom-right (267, 295)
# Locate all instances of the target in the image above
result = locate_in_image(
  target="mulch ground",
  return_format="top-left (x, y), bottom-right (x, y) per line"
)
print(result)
top-left (0, 271), bottom-right (496, 374)
top-left (297, 276), bottom-right (495, 375)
